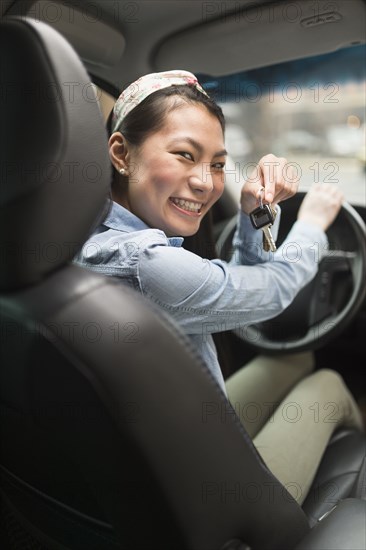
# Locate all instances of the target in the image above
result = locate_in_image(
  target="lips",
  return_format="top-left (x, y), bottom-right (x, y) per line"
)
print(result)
top-left (170, 197), bottom-right (203, 213)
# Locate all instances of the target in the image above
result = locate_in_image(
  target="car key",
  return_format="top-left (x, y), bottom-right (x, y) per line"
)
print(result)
top-left (249, 203), bottom-right (277, 252)
top-left (261, 222), bottom-right (277, 252)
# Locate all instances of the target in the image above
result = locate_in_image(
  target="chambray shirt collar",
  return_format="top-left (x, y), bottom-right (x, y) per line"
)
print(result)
top-left (103, 200), bottom-right (184, 247)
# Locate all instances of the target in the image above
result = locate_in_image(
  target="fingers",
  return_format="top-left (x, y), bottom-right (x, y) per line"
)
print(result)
top-left (305, 182), bottom-right (344, 206)
top-left (298, 183), bottom-right (344, 231)
top-left (240, 154), bottom-right (300, 215)
top-left (326, 182), bottom-right (344, 204)
top-left (241, 154), bottom-right (343, 231)
top-left (258, 154), bottom-right (299, 205)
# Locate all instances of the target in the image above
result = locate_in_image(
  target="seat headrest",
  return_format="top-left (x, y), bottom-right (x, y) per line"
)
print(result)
top-left (0, 17), bottom-right (111, 290)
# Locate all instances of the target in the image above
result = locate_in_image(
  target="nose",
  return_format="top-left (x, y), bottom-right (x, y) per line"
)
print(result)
top-left (188, 169), bottom-right (214, 194)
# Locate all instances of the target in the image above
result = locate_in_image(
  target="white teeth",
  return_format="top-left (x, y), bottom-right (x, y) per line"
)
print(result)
top-left (171, 198), bottom-right (202, 213)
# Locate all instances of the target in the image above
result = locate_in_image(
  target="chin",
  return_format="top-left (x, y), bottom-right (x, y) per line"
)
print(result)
top-left (163, 218), bottom-right (201, 237)
top-left (177, 225), bottom-right (200, 238)
top-left (165, 225), bottom-right (200, 238)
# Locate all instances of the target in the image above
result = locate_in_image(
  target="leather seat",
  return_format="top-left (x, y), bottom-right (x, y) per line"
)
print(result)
top-left (303, 428), bottom-right (366, 526)
top-left (0, 17), bottom-right (364, 550)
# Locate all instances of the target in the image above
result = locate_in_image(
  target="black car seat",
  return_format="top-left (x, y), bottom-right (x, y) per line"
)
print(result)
top-left (0, 17), bottom-right (364, 550)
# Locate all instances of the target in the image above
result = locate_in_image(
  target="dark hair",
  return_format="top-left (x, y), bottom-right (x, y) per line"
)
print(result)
top-left (109, 84), bottom-right (224, 141)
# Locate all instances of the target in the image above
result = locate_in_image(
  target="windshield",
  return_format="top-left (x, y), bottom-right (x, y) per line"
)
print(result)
top-left (199, 45), bottom-right (366, 206)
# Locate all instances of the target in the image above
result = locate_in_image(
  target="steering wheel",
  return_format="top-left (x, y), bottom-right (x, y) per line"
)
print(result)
top-left (216, 194), bottom-right (366, 354)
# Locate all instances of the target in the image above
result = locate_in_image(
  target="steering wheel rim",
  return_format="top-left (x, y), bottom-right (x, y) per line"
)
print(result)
top-left (216, 198), bottom-right (366, 354)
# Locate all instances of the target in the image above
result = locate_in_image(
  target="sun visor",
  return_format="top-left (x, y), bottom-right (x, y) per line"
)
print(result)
top-left (8, 0), bottom-right (125, 69)
top-left (153, 0), bottom-right (366, 76)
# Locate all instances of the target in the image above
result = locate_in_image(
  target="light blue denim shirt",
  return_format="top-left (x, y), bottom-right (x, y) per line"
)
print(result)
top-left (74, 201), bottom-right (328, 395)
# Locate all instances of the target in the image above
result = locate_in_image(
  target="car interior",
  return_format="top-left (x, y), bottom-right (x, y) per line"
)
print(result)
top-left (1, 1), bottom-right (365, 549)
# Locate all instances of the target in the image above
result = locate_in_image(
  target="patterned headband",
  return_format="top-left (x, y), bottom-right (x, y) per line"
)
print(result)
top-left (111, 70), bottom-right (209, 133)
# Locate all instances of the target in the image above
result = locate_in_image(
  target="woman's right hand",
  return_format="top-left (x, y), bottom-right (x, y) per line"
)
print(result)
top-left (297, 183), bottom-right (344, 231)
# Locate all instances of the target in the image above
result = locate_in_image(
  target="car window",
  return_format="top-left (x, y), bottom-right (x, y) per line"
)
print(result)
top-left (198, 45), bottom-right (366, 206)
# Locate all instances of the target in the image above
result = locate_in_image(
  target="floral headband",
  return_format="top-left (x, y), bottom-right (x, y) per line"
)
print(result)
top-left (111, 70), bottom-right (209, 133)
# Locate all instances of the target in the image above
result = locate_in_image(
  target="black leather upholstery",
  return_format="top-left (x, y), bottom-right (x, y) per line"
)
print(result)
top-left (0, 17), bottom-right (111, 290)
top-left (0, 16), bottom-right (364, 550)
top-left (303, 428), bottom-right (366, 526)
top-left (1, 264), bottom-right (311, 550)
top-left (295, 499), bottom-right (366, 550)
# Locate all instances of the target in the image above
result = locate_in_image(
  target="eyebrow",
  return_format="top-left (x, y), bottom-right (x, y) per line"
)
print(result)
top-left (168, 137), bottom-right (227, 158)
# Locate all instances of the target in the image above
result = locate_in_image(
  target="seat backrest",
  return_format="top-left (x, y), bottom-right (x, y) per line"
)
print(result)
top-left (0, 17), bottom-right (310, 550)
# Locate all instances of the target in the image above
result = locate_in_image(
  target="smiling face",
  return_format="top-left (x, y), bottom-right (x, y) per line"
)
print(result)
top-left (110, 100), bottom-right (226, 237)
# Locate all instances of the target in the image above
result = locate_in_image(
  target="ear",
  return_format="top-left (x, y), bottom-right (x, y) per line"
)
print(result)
top-left (108, 132), bottom-right (133, 174)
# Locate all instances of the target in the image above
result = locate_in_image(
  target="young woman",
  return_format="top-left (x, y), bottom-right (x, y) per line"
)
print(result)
top-left (75, 70), bottom-right (363, 503)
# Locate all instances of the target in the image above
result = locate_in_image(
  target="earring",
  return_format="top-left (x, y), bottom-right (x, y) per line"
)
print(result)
top-left (119, 167), bottom-right (126, 175)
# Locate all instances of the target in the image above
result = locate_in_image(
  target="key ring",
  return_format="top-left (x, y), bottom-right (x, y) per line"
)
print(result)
top-left (258, 186), bottom-right (265, 208)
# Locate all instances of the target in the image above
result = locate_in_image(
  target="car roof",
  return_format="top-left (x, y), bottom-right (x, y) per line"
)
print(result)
top-left (3, 0), bottom-right (366, 94)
